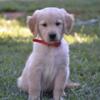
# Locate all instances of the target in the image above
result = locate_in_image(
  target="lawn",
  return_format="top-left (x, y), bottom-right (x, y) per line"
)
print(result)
top-left (0, 0), bottom-right (100, 100)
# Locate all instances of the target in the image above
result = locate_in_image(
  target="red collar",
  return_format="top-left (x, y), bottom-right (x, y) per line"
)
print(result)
top-left (33, 39), bottom-right (61, 47)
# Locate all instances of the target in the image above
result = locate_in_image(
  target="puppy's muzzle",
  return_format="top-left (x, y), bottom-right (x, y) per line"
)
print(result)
top-left (49, 33), bottom-right (57, 41)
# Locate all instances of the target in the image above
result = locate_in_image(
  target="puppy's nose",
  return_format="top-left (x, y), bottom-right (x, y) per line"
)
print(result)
top-left (49, 33), bottom-right (56, 41)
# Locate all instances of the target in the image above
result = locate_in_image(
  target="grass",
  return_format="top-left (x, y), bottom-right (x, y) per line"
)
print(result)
top-left (0, 0), bottom-right (100, 19)
top-left (0, 0), bottom-right (100, 100)
top-left (0, 0), bottom-right (100, 12)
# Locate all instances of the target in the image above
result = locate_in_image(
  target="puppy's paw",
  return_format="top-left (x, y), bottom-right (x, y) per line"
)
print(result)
top-left (50, 97), bottom-right (64, 100)
top-left (60, 97), bottom-right (64, 100)
top-left (28, 95), bottom-right (40, 100)
top-left (65, 81), bottom-right (80, 89)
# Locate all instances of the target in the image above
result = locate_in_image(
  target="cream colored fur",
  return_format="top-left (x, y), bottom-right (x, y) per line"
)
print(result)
top-left (17, 7), bottom-right (78, 100)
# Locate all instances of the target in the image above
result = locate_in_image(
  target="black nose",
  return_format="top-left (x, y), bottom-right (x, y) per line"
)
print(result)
top-left (49, 34), bottom-right (56, 41)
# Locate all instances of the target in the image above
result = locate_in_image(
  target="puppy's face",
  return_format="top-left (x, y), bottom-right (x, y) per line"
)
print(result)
top-left (38, 11), bottom-right (64, 43)
top-left (27, 7), bottom-right (74, 43)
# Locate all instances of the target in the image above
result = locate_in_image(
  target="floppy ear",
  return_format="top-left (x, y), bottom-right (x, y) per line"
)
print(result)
top-left (27, 11), bottom-right (39, 35)
top-left (62, 9), bottom-right (74, 34)
top-left (64, 14), bottom-right (74, 34)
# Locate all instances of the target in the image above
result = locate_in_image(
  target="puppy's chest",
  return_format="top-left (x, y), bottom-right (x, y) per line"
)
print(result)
top-left (42, 48), bottom-right (66, 83)
top-left (43, 52), bottom-right (58, 77)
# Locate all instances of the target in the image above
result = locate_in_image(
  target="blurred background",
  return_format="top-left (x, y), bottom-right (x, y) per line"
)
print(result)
top-left (0, 0), bottom-right (100, 100)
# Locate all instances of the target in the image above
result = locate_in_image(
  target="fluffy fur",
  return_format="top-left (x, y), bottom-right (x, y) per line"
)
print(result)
top-left (17, 7), bottom-right (77, 100)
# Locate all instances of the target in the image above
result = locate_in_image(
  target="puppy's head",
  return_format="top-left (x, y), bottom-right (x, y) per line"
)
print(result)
top-left (27, 7), bottom-right (74, 43)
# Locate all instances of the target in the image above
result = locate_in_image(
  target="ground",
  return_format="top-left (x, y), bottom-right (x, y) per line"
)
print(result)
top-left (0, 0), bottom-right (100, 100)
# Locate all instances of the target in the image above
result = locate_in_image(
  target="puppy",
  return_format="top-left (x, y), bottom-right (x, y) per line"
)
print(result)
top-left (17, 7), bottom-right (77, 100)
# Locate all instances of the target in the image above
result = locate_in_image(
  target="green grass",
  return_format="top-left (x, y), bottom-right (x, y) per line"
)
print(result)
top-left (0, 0), bottom-right (100, 12)
top-left (0, 0), bottom-right (100, 19)
top-left (0, 0), bottom-right (100, 100)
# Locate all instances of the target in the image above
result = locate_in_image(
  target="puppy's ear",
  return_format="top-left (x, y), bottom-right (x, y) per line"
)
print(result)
top-left (27, 11), bottom-right (39, 35)
top-left (61, 9), bottom-right (74, 34)
top-left (64, 14), bottom-right (74, 34)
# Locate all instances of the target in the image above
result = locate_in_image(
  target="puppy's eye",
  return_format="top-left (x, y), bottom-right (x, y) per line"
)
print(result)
top-left (55, 22), bottom-right (61, 26)
top-left (42, 23), bottom-right (47, 27)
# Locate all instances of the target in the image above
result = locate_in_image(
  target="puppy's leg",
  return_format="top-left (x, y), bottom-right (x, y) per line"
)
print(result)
top-left (17, 66), bottom-right (29, 92)
top-left (17, 76), bottom-right (28, 92)
top-left (53, 69), bottom-right (66, 100)
top-left (17, 53), bottom-right (34, 92)
top-left (28, 69), bottom-right (42, 100)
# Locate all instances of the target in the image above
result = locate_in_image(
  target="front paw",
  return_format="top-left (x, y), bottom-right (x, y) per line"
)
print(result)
top-left (50, 97), bottom-right (64, 100)
top-left (60, 97), bottom-right (64, 100)
top-left (28, 95), bottom-right (40, 100)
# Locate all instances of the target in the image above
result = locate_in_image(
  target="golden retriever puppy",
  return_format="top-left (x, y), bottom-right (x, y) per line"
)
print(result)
top-left (17, 7), bottom-right (78, 100)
